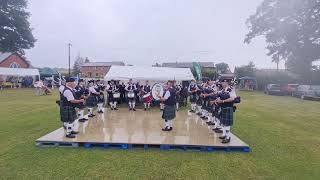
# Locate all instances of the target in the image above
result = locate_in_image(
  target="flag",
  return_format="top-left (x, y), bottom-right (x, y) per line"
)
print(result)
top-left (193, 62), bottom-right (202, 80)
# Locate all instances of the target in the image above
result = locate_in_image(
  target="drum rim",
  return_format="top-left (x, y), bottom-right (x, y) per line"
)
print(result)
top-left (151, 83), bottom-right (164, 101)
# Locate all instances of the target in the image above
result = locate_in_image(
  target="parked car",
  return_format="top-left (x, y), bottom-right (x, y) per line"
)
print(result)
top-left (292, 85), bottom-right (320, 100)
top-left (281, 84), bottom-right (299, 96)
top-left (264, 84), bottom-right (284, 96)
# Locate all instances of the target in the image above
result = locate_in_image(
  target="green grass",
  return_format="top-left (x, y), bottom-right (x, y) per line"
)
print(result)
top-left (0, 89), bottom-right (319, 179)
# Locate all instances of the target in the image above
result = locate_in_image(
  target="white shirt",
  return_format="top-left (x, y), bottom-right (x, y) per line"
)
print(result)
top-left (63, 86), bottom-right (75, 101)
top-left (89, 86), bottom-right (98, 94)
top-left (226, 87), bottom-right (237, 98)
top-left (58, 85), bottom-right (65, 94)
top-left (163, 90), bottom-right (171, 100)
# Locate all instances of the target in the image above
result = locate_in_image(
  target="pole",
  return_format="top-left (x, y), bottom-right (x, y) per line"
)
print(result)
top-left (67, 43), bottom-right (72, 76)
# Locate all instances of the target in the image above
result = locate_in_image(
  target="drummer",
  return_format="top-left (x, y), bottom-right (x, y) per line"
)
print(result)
top-left (125, 79), bottom-right (137, 111)
top-left (107, 80), bottom-right (119, 110)
top-left (142, 80), bottom-right (152, 111)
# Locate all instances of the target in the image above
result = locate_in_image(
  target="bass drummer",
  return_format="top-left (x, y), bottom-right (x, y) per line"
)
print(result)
top-left (107, 80), bottom-right (120, 110)
top-left (125, 79), bottom-right (137, 111)
top-left (142, 80), bottom-right (152, 111)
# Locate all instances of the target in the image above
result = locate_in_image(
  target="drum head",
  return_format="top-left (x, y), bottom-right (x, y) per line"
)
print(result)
top-left (151, 83), bottom-right (164, 101)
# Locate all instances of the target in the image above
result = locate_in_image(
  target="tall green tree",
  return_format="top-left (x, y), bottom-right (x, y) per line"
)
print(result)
top-left (245, 0), bottom-right (320, 79)
top-left (215, 62), bottom-right (230, 74)
top-left (235, 61), bottom-right (256, 78)
top-left (0, 0), bottom-right (35, 54)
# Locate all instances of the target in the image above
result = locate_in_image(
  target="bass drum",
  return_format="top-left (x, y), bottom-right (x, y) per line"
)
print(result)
top-left (151, 83), bottom-right (164, 101)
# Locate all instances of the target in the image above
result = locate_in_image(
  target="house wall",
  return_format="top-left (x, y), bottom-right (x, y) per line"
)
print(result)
top-left (80, 66), bottom-right (111, 78)
top-left (0, 54), bottom-right (29, 68)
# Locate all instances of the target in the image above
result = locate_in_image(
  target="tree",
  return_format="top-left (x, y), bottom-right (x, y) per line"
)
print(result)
top-left (245, 0), bottom-right (320, 79)
top-left (235, 61), bottom-right (257, 78)
top-left (215, 62), bottom-right (230, 74)
top-left (0, 0), bottom-right (36, 54)
top-left (73, 54), bottom-right (84, 76)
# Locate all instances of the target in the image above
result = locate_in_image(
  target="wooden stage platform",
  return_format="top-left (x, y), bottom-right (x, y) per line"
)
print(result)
top-left (36, 109), bottom-right (250, 152)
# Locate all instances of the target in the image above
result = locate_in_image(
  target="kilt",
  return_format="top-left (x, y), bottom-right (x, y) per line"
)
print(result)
top-left (162, 105), bottom-right (176, 120)
top-left (86, 95), bottom-right (97, 107)
top-left (97, 95), bottom-right (105, 104)
top-left (60, 106), bottom-right (77, 123)
top-left (75, 103), bottom-right (85, 110)
top-left (212, 105), bottom-right (220, 117)
top-left (219, 107), bottom-right (234, 126)
top-left (189, 94), bottom-right (197, 103)
top-left (196, 97), bottom-right (203, 106)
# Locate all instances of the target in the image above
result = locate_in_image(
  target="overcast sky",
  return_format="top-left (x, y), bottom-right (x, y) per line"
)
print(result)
top-left (25, 0), bottom-right (284, 70)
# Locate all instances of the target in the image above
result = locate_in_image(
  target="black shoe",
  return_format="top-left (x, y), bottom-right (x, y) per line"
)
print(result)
top-left (206, 122), bottom-right (215, 126)
top-left (65, 134), bottom-right (76, 138)
top-left (162, 126), bottom-right (170, 131)
top-left (222, 138), bottom-right (231, 144)
top-left (176, 109), bottom-right (179, 111)
top-left (132, 108), bottom-right (136, 111)
top-left (88, 114), bottom-right (94, 117)
top-left (144, 108), bottom-right (146, 111)
top-left (219, 136), bottom-right (226, 139)
top-left (168, 127), bottom-right (173, 131)
top-left (189, 110), bottom-right (195, 113)
top-left (111, 108), bottom-right (114, 110)
top-left (114, 108), bottom-right (118, 110)
top-left (71, 131), bottom-right (79, 134)
top-left (215, 129), bottom-right (223, 133)
top-left (129, 108), bottom-right (132, 111)
top-left (79, 118), bottom-right (87, 122)
top-left (196, 112), bottom-right (202, 116)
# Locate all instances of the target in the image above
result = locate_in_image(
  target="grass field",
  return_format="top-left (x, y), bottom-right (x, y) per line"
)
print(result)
top-left (0, 89), bottom-right (319, 179)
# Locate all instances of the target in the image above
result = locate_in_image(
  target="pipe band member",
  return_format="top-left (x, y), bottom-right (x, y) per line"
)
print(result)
top-left (74, 79), bottom-right (89, 122)
top-left (59, 77), bottom-right (84, 138)
top-left (107, 80), bottom-right (119, 110)
top-left (87, 80), bottom-right (100, 117)
top-left (142, 80), bottom-right (152, 111)
top-left (175, 83), bottom-right (182, 111)
top-left (158, 80), bottom-right (176, 131)
top-left (188, 79), bottom-right (198, 113)
top-left (214, 79), bottom-right (237, 143)
top-left (96, 81), bottom-right (106, 113)
top-left (125, 79), bottom-right (137, 111)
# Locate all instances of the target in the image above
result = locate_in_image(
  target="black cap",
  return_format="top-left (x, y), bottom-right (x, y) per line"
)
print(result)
top-left (78, 79), bottom-right (84, 82)
top-left (65, 77), bottom-right (75, 83)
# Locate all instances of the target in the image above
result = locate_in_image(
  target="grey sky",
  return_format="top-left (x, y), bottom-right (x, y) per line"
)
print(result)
top-left (25, 0), bottom-right (284, 70)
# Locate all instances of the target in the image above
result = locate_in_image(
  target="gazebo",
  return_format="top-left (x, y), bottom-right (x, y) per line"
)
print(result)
top-left (238, 76), bottom-right (257, 90)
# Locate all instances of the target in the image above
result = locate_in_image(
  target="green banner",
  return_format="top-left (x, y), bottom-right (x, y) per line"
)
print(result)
top-left (192, 62), bottom-right (202, 80)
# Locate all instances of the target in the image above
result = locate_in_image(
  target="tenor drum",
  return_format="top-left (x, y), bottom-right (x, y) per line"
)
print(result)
top-left (127, 91), bottom-right (135, 98)
top-left (113, 92), bottom-right (120, 99)
top-left (151, 83), bottom-right (164, 101)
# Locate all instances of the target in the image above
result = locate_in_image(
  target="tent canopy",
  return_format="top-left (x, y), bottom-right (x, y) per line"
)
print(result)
top-left (0, 67), bottom-right (40, 77)
top-left (104, 66), bottom-right (195, 81)
top-left (39, 67), bottom-right (59, 77)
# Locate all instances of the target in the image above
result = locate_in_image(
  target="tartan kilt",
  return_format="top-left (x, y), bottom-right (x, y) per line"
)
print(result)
top-left (162, 105), bottom-right (176, 120)
top-left (219, 107), bottom-right (234, 126)
top-left (196, 97), bottom-right (203, 106)
top-left (189, 94), bottom-right (197, 103)
top-left (212, 105), bottom-right (220, 117)
top-left (86, 96), bottom-right (97, 107)
top-left (60, 106), bottom-right (77, 123)
top-left (75, 103), bottom-right (85, 110)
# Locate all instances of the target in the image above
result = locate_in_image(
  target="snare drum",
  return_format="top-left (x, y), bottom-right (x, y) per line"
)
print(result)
top-left (127, 91), bottom-right (135, 98)
top-left (113, 92), bottom-right (120, 99)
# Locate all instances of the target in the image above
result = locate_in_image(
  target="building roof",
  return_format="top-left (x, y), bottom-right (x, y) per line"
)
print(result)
top-left (81, 61), bottom-right (125, 67)
top-left (0, 52), bottom-right (12, 63)
top-left (162, 62), bottom-right (215, 68)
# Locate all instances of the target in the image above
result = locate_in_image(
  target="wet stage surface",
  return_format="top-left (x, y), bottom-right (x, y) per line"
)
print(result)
top-left (37, 108), bottom-right (249, 148)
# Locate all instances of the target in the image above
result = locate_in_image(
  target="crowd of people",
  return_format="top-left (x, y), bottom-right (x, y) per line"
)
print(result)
top-left (57, 77), bottom-right (240, 144)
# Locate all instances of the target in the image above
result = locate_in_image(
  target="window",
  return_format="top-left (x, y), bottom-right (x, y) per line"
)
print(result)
top-left (96, 73), bottom-right (99, 77)
top-left (9, 62), bottom-right (20, 68)
top-left (89, 72), bottom-right (92, 77)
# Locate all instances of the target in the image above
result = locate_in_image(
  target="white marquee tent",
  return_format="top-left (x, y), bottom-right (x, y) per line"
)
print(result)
top-left (104, 66), bottom-right (194, 82)
top-left (0, 67), bottom-right (40, 78)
